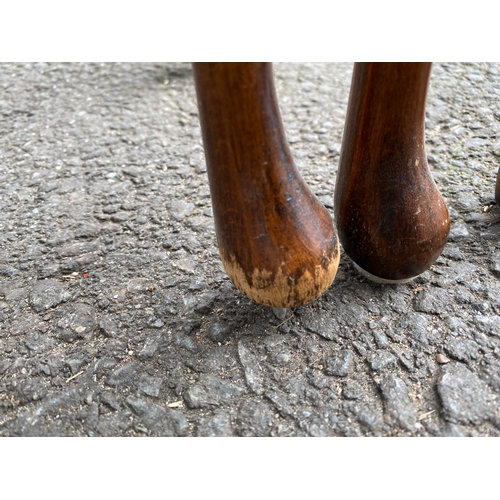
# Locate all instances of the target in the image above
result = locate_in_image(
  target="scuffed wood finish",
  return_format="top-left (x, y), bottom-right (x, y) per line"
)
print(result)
top-left (334, 63), bottom-right (450, 282)
top-left (193, 63), bottom-right (340, 307)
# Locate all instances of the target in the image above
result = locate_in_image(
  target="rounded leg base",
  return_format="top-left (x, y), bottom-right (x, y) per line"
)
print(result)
top-left (353, 262), bottom-right (416, 284)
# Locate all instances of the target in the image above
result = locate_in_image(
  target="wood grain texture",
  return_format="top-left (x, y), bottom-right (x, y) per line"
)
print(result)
top-left (334, 63), bottom-right (450, 282)
top-left (193, 63), bottom-right (339, 307)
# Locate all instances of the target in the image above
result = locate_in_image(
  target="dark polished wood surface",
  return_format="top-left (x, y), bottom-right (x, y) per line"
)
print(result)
top-left (193, 63), bottom-right (340, 307)
top-left (334, 63), bottom-right (450, 282)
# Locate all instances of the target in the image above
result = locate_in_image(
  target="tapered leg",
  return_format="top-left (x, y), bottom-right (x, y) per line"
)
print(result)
top-left (193, 63), bottom-right (340, 307)
top-left (334, 63), bottom-right (450, 282)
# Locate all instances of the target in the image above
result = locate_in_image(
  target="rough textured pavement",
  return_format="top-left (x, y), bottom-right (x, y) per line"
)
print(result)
top-left (1, 62), bottom-right (500, 437)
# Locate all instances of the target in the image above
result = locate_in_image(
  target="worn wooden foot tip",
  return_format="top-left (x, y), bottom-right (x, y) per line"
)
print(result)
top-left (193, 62), bottom-right (339, 308)
top-left (221, 238), bottom-right (340, 308)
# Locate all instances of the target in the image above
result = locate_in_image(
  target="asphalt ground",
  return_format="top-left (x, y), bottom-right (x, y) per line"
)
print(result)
top-left (1, 62), bottom-right (500, 436)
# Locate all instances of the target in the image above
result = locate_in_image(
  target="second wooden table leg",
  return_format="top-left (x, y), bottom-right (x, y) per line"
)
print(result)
top-left (193, 63), bottom-right (340, 307)
top-left (334, 63), bottom-right (450, 282)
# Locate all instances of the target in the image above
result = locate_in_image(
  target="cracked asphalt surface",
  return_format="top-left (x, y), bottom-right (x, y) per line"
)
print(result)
top-left (1, 62), bottom-right (500, 436)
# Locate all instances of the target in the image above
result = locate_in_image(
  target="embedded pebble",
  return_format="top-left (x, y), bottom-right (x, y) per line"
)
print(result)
top-left (29, 280), bottom-right (66, 312)
top-left (16, 377), bottom-right (49, 404)
top-left (299, 309), bottom-right (336, 340)
top-left (126, 396), bottom-right (188, 436)
top-left (372, 330), bottom-right (389, 349)
top-left (436, 353), bottom-right (451, 364)
top-left (368, 351), bottom-right (397, 372)
top-left (398, 313), bottom-right (429, 344)
top-left (342, 380), bottom-right (365, 400)
top-left (106, 363), bottom-right (140, 387)
top-left (448, 223), bottom-right (470, 241)
top-left (236, 400), bottom-right (275, 437)
top-left (324, 349), bottom-right (355, 377)
top-left (137, 334), bottom-right (161, 360)
top-left (196, 411), bottom-right (234, 437)
top-left (413, 289), bottom-right (451, 315)
top-left (356, 406), bottom-right (384, 430)
top-left (379, 375), bottom-right (417, 432)
top-left (183, 374), bottom-right (246, 409)
top-left (138, 374), bottom-right (163, 398)
top-left (55, 303), bottom-right (97, 342)
top-left (98, 315), bottom-right (119, 338)
top-left (206, 317), bottom-right (230, 343)
top-left (444, 337), bottom-right (479, 362)
top-left (437, 363), bottom-right (496, 424)
top-left (272, 307), bottom-right (288, 320)
top-left (238, 341), bottom-right (264, 395)
top-left (169, 201), bottom-right (195, 221)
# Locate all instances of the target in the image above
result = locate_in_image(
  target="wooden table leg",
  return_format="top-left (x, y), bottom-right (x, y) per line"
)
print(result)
top-left (192, 63), bottom-right (340, 307)
top-left (334, 63), bottom-right (450, 282)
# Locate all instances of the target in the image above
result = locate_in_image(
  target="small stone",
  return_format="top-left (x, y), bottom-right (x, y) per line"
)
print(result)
top-left (357, 406), bottom-right (384, 430)
top-left (58, 242), bottom-right (100, 258)
top-left (0, 359), bottom-right (10, 375)
top-left (37, 263), bottom-right (61, 278)
top-left (149, 319), bottom-right (164, 328)
top-left (237, 400), bottom-right (275, 437)
top-left (343, 380), bottom-right (365, 400)
top-left (448, 222), bottom-right (470, 241)
top-left (474, 315), bottom-right (500, 337)
top-left (437, 363), bottom-right (496, 424)
top-left (413, 289), bottom-right (450, 315)
top-left (127, 278), bottom-right (153, 293)
top-left (372, 330), bottom-right (389, 348)
top-left (99, 315), bottom-right (119, 338)
top-left (490, 252), bottom-right (500, 276)
top-left (398, 313), bottom-right (429, 344)
top-left (106, 363), bottom-right (140, 387)
top-left (443, 245), bottom-right (465, 261)
top-left (444, 337), bottom-right (479, 363)
top-left (169, 201), bottom-right (195, 221)
top-left (126, 396), bottom-right (188, 436)
top-left (75, 223), bottom-right (100, 239)
top-left (0, 265), bottom-right (18, 277)
top-left (368, 351), bottom-right (397, 372)
top-left (197, 411), bottom-right (234, 437)
top-left (238, 341), bottom-right (264, 395)
top-left (137, 333), bottom-right (161, 360)
top-left (299, 309), bottom-right (336, 340)
top-left (64, 349), bottom-right (91, 374)
top-left (379, 375), bottom-right (417, 431)
top-left (55, 303), bottom-right (97, 342)
top-left (454, 192), bottom-right (480, 212)
top-left (318, 195), bottom-right (334, 209)
top-left (16, 377), bottom-right (49, 404)
top-left (138, 374), bottom-right (163, 398)
top-left (100, 392), bottom-right (121, 411)
top-left (272, 307), bottom-right (288, 320)
top-left (29, 279), bottom-right (65, 312)
top-left (188, 279), bottom-right (204, 291)
top-left (183, 374), bottom-right (245, 409)
top-left (111, 212), bottom-right (129, 223)
top-left (436, 353), bottom-right (450, 364)
top-left (206, 317), bottom-right (230, 343)
top-left (194, 291), bottom-right (218, 314)
top-left (324, 349), bottom-right (355, 377)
